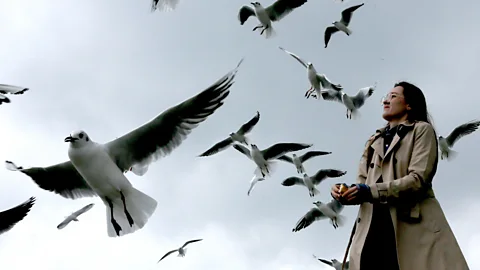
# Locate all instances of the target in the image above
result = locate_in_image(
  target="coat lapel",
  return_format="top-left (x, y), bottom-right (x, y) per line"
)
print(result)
top-left (384, 120), bottom-right (416, 159)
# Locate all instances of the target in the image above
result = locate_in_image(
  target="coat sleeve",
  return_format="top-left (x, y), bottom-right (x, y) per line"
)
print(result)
top-left (369, 123), bottom-right (438, 203)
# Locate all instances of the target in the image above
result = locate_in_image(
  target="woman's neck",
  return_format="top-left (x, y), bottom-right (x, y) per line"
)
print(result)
top-left (388, 115), bottom-right (409, 128)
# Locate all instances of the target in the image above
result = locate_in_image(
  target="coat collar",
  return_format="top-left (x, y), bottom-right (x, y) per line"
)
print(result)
top-left (372, 120), bottom-right (416, 159)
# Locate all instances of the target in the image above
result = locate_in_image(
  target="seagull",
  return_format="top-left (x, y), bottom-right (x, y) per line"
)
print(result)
top-left (238, 0), bottom-right (308, 38)
top-left (233, 142), bottom-right (312, 178)
top-left (277, 150), bottom-right (332, 173)
top-left (0, 84), bottom-right (29, 106)
top-left (247, 174), bottom-right (266, 196)
top-left (313, 255), bottom-right (349, 270)
top-left (292, 199), bottom-right (345, 232)
top-left (0, 197), bottom-right (36, 235)
top-left (324, 3), bottom-right (364, 48)
top-left (278, 46), bottom-right (343, 99)
top-left (57, 203), bottom-right (95, 230)
top-left (5, 59), bottom-right (243, 238)
top-left (151, 0), bottom-right (179, 12)
top-left (198, 111), bottom-right (260, 157)
top-left (321, 82), bottom-right (376, 119)
top-left (157, 239), bottom-right (203, 263)
top-left (438, 120), bottom-right (480, 160)
top-left (281, 169), bottom-right (347, 197)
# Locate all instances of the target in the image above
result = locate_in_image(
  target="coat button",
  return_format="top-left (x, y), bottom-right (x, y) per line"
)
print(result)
top-left (370, 163), bottom-right (374, 168)
top-left (357, 217), bottom-right (361, 223)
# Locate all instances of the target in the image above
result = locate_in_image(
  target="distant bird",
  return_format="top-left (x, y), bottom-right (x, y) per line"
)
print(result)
top-left (238, 0), bottom-right (308, 38)
top-left (57, 203), bottom-right (95, 230)
top-left (281, 169), bottom-right (347, 197)
top-left (313, 254), bottom-right (349, 270)
top-left (233, 143), bottom-right (312, 177)
top-left (278, 46), bottom-right (343, 99)
top-left (292, 199), bottom-right (345, 232)
top-left (0, 84), bottom-right (29, 106)
top-left (321, 82), bottom-right (376, 119)
top-left (0, 197), bottom-right (36, 235)
top-left (324, 3), bottom-right (364, 48)
top-left (438, 120), bottom-right (480, 160)
top-left (5, 59), bottom-right (244, 238)
top-left (151, 0), bottom-right (179, 12)
top-left (198, 111), bottom-right (260, 157)
top-left (157, 239), bottom-right (203, 263)
top-left (277, 150), bottom-right (332, 173)
top-left (247, 174), bottom-right (266, 196)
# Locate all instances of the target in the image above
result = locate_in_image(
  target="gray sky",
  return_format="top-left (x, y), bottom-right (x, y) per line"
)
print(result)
top-left (0, 0), bottom-right (479, 269)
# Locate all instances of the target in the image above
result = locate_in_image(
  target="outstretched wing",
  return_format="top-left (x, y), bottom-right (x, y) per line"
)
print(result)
top-left (351, 86), bottom-right (374, 108)
top-left (182, 238), bottom-right (203, 248)
top-left (324, 26), bottom-right (339, 48)
top-left (198, 137), bottom-right (234, 157)
top-left (445, 120), bottom-right (480, 147)
top-left (157, 249), bottom-right (178, 263)
top-left (266, 0), bottom-right (308, 22)
top-left (5, 160), bottom-right (96, 199)
top-left (281, 176), bottom-right (304, 186)
top-left (237, 111), bottom-right (260, 135)
top-left (238, 6), bottom-right (256, 25)
top-left (276, 155), bottom-right (293, 163)
top-left (278, 47), bottom-right (308, 69)
top-left (292, 208), bottom-right (325, 232)
top-left (311, 169), bottom-right (347, 185)
top-left (0, 197), bottom-right (36, 235)
top-left (261, 143), bottom-right (312, 160)
top-left (326, 198), bottom-right (344, 214)
top-left (233, 144), bottom-right (252, 159)
top-left (0, 84), bottom-right (29, 95)
top-left (321, 89), bottom-right (342, 103)
top-left (340, 3), bottom-right (364, 26)
top-left (105, 59), bottom-right (243, 175)
top-left (299, 151), bottom-right (332, 163)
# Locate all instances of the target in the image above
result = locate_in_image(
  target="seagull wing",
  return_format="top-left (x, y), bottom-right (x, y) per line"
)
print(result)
top-left (0, 84), bottom-right (29, 95)
top-left (299, 150), bottom-right (332, 163)
top-left (0, 197), bottom-right (36, 235)
top-left (276, 155), bottom-right (294, 163)
top-left (198, 137), bottom-right (234, 157)
top-left (292, 207), bottom-right (325, 232)
top-left (71, 203), bottom-right (95, 218)
top-left (340, 3), bottom-right (364, 26)
top-left (445, 120), bottom-right (480, 147)
top-left (237, 111), bottom-right (260, 135)
top-left (56, 217), bottom-right (74, 230)
top-left (104, 59), bottom-right (242, 175)
top-left (317, 258), bottom-right (334, 267)
top-left (5, 160), bottom-right (96, 199)
top-left (324, 26), bottom-right (339, 48)
top-left (278, 47), bottom-right (308, 69)
top-left (238, 6), bottom-right (256, 25)
top-left (281, 176), bottom-right (305, 186)
top-left (261, 143), bottom-right (312, 160)
top-left (182, 238), bottom-right (203, 248)
top-left (0, 94), bottom-right (11, 105)
top-left (326, 198), bottom-right (344, 214)
top-left (321, 89), bottom-right (343, 103)
top-left (157, 249), bottom-right (179, 263)
top-left (312, 169), bottom-right (346, 185)
top-left (351, 86), bottom-right (374, 108)
top-left (266, 0), bottom-right (308, 22)
top-left (232, 144), bottom-right (252, 159)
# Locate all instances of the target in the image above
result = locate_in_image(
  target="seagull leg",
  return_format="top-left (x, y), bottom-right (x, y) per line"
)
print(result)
top-left (305, 86), bottom-right (313, 98)
top-left (106, 197), bottom-right (122, 236)
top-left (120, 191), bottom-right (134, 227)
top-left (260, 25), bottom-right (268, 35)
top-left (252, 25), bottom-right (262, 31)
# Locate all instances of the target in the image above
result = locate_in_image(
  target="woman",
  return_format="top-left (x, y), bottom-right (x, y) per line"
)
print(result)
top-left (331, 81), bottom-right (469, 270)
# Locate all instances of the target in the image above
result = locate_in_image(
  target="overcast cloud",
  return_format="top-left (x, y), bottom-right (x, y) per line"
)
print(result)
top-left (0, 0), bottom-right (479, 269)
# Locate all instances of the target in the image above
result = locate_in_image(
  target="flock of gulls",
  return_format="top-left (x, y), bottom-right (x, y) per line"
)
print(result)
top-left (1, 0), bottom-right (479, 268)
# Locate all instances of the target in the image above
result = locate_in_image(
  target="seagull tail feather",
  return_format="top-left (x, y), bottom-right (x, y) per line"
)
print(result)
top-left (444, 149), bottom-right (458, 161)
top-left (264, 25), bottom-right (276, 39)
top-left (350, 109), bottom-right (361, 120)
top-left (335, 214), bottom-right (347, 227)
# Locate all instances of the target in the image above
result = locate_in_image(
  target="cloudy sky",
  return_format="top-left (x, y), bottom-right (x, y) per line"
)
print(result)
top-left (0, 0), bottom-right (479, 269)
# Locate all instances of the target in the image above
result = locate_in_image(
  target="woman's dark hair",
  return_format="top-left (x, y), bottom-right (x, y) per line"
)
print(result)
top-left (394, 81), bottom-right (434, 126)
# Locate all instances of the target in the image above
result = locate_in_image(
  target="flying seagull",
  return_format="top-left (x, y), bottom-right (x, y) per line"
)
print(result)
top-left (57, 203), bottom-right (95, 230)
top-left (0, 84), bottom-right (29, 106)
top-left (278, 46), bottom-right (343, 99)
top-left (321, 82), bottom-right (376, 119)
top-left (5, 58), bottom-right (244, 238)
top-left (0, 197), bottom-right (36, 235)
top-left (292, 199), bottom-right (345, 232)
top-left (324, 3), bottom-right (364, 48)
top-left (277, 150), bottom-right (332, 173)
top-left (233, 142), bottom-right (312, 177)
top-left (312, 255), bottom-right (349, 270)
top-left (157, 239), bottom-right (203, 263)
top-left (238, 0), bottom-right (308, 38)
top-left (438, 120), bottom-right (480, 160)
top-left (151, 0), bottom-right (179, 12)
top-left (198, 111), bottom-right (260, 157)
top-left (247, 174), bottom-right (266, 196)
top-left (281, 169), bottom-right (347, 197)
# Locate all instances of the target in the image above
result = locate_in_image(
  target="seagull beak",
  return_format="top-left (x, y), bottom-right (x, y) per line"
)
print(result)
top-left (64, 136), bottom-right (77, 142)
top-left (250, 2), bottom-right (255, 5)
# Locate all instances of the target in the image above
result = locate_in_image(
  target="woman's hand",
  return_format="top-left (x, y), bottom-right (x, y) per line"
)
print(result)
top-left (330, 184), bottom-right (342, 201)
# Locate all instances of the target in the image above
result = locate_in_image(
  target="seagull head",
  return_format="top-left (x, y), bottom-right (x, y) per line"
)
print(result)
top-left (229, 132), bottom-right (236, 137)
top-left (250, 2), bottom-right (260, 7)
top-left (438, 136), bottom-right (444, 139)
top-left (65, 130), bottom-right (91, 146)
top-left (250, 144), bottom-right (259, 150)
top-left (302, 173), bottom-right (308, 178)
top-left (313, 201), bottom-right (322, 207)
top-left (292, 153), bottom-right (297, 157)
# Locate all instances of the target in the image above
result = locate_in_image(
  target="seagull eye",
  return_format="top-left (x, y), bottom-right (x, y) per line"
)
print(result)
top-left (79, 133), bottom-right (84, 139)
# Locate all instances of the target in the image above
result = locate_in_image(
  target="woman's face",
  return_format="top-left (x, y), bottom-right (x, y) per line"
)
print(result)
top-left (382, 86), bottom-right (410, 121)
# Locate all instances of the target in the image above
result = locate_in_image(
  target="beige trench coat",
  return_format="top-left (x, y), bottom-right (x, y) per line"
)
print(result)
top-left (344, 120), bottom-right (469, 270)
